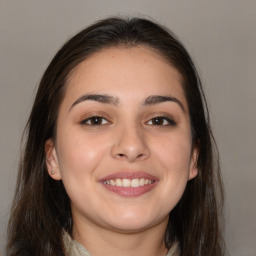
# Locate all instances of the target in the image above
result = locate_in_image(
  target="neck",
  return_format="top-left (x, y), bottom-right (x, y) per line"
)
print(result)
top-left (72, 217), bottom-right (169, 256)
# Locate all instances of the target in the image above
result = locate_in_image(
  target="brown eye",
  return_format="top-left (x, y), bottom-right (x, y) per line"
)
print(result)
top-left (147, 116), bottom-right (176, 126)
top-left (80, 116), bottom-right (109, 125)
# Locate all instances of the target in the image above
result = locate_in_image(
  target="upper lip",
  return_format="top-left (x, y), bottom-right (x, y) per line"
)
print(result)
top-left (99, 171), bottom-right (158, 181)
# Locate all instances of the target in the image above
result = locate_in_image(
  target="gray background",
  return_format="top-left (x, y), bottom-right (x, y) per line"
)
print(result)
top-left (0, 1), bottom-right (255, 255)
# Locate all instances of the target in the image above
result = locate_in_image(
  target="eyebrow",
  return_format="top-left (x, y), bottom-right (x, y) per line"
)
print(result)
top-left (69, 93), bottom-right (185, 112)
top-left (69, 94), bottom-right (119, 111)
top-left (143, 95), bottom-right (185, 112)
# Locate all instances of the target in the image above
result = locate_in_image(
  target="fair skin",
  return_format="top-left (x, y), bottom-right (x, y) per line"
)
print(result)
top-left (46, 46), bottom-right (198, 256)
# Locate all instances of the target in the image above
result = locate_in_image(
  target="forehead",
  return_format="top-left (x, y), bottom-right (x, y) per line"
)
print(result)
top-left (63, 46), bottom-right (187, 108)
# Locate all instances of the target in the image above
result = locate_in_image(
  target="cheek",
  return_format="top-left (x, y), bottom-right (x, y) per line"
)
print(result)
top-left (154, 132), bottom-right (192, 190)
top-left (56, 130), bottom-right (109, 182)
top-left (157, 131), bottom-right (192, 167)
top-left (56, 131), bottom-right (111, 209)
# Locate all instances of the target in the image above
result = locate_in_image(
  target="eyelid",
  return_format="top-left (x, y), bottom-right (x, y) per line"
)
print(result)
top-left (81, 116), bottom-right (109, 125)
top-left (145, 113), bottom-right (177, 126)
top-left (79, 112), bottom-right (112, 126)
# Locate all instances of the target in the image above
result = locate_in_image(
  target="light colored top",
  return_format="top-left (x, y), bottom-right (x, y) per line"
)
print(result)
top-left (63, 231), bottom-right (180, 256)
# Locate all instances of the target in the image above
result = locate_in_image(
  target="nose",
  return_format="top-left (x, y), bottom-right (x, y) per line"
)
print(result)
top-left (111, 125), bottom-right (150, 163)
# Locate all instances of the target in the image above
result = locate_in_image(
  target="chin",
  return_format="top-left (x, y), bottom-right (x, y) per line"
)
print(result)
top-left (108, 221), bottom-right (153, 233)
top-left (103, 211), bottom-right (167, 233)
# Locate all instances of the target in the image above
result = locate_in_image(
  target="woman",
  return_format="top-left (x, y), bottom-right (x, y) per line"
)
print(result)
top-left (7, 17), bottom-right (224, 256)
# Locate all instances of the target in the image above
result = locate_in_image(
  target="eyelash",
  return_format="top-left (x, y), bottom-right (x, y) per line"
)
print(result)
top-left (80, 116), bottom-right (109, 126)
top-left (80, 115), bottom-right (176, 127)
top-left (146, 116), bottom-right (176, 126)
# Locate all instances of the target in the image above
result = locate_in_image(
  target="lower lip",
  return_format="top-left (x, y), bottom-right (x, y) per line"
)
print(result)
top-left (101, 182), bottom-right (158, 197)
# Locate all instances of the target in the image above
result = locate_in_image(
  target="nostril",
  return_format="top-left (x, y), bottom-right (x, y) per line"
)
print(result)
top-left (116, 153), bottom-right (146, 160)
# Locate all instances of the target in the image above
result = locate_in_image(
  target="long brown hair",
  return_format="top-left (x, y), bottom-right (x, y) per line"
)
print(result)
top-left (7, 17), bottom-right (224, 256)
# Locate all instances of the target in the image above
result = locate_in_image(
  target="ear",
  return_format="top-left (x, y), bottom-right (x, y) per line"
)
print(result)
top-left (45, 139), bottom-right (62, 180)
top-left (188, 146), bottom-right (199, 180)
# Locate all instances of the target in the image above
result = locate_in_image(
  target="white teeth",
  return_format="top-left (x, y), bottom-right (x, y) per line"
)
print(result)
top-left (116, 178), bottom-right (122, 187)
top-left (131, 178), bottom-right (139, 187)
top-left (139, 178), bottom-right (145, 186)
top-left (103, 178), bottom-right (154, 187)
top-left (123, 179), bottom-right (131, 187)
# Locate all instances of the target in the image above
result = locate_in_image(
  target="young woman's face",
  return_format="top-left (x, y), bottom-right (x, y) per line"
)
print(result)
top-left (46, 46), bottom-right (198, 233)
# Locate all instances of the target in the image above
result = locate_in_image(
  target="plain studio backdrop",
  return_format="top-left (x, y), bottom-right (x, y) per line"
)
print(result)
top-left (0, 1), bottom-right (255, 255)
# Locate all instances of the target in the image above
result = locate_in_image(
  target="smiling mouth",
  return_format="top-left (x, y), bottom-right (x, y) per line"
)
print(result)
top-left (100, 172), bottom-right (158, 197)
top-left (102, 178), bottom-right (154, 187)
